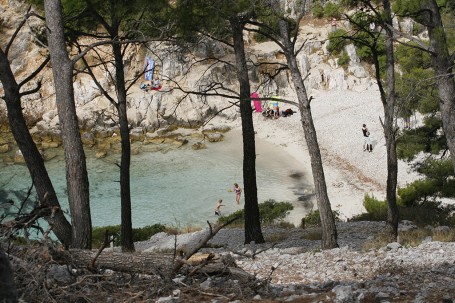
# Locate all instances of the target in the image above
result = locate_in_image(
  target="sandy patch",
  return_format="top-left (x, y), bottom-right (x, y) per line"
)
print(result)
top-left (223, 88), bottom-right (420, 222)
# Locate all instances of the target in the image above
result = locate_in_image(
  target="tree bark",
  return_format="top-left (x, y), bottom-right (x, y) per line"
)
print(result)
top-left (0, 249), bottom-right (17, 303)
top-left (421, 0), bottom-right (455, 173)
top-left (112, 40), bottom-right (135, 252)
top-left (0, 49), bottom-right (73, 246)
top-left (278, 20), bottom-right (338, 249)
top-left (69, 249), bottom-right (173, 276)
top-left (229, 16), bottom-right (264, 244)
top-left (44, 0), bottom-right (92, 249)
top-left (382, 0), bottom-right (399, 239)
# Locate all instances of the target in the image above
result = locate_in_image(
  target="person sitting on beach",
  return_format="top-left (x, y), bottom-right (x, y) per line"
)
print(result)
top-left (282, 108), bottom-right (296, 117)
top-left (262, 107), bottom-right (274, 118)
top-left (151, 78), bottom-right (161, 90)
top-left (214, 199), bottom-right (224, 216)
top-left (273, 105), bottom-right (280, 119)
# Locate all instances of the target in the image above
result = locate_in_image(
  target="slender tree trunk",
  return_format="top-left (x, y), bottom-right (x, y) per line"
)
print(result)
top-left (278, 20), bottom-right (338, 249)
top-left (382, 0), bottom-right (399, 239)
top-left (422, 0), bottom-right (455, 172)
top-left (0, 49), bottom-right (72, 246)
top-left (112, 41), bottom-right (134, 252)
top-left (44, 0), bottom-right (92, 249)
top-left (229, 16), bottom-right (264, 244)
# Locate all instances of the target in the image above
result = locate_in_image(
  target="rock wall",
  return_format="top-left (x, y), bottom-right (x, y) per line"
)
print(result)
top-left (1, 0), bottom-right (418, 137)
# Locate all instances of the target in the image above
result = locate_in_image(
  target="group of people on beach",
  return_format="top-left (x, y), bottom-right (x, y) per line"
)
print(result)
top-left (214, 183), bottom-right (242, 216)
top-left (140, 78), bottom-right (162, 92)
top-left (250, 91), bottom-right (296, 119)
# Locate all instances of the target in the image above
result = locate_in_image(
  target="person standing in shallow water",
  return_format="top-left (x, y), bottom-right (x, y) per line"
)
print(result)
top-left (362, 124), bottom-right (373, 152)
top-left (214, 199), bottom-right (224, 216)
top-left (233, 183), bottom-right (242, 205)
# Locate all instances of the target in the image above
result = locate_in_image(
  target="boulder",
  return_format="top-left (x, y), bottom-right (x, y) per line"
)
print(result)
top-left (81, 132), bottom-right (95, 147)
top-left (204, 133), bottom-right (224, 142)
top-left (14, 150), bottom-right (25, 164)
top-left (0, 144), bottom-right (9, 153)
top-left (192, 142), bottom-right (206, 150)
top-left (41, 141), bottom-right (60, 149)
top-left (95, 150), bottom-right (107, 159)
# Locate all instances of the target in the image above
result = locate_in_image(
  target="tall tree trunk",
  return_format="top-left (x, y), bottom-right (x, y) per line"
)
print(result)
top-left (422, 0), bottom-right (455, 172)
top-left (229, 16), bottom-right (264, 244)
top-left (382, 0), bottom-right (399, 239)
top-left (44, 0), bottom-right (92, 249)
top-left (112, 41), bottom-right (134, 252)
top-left (0, 249), bottom-right (17, 303)
top-left (0, 49), bottom-right (72, 246)
top-left (278, 20), bottom-right (338, 249)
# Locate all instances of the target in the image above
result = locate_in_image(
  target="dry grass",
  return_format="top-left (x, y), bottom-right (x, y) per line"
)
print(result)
top-left (265, 232), bottom-right (288, 243)
top-left (301, 229), bottom-right (323, 241)
top-left (363, 227), bottom-right (455, 251)
top-left (165, 225), bottom-right (203, 235)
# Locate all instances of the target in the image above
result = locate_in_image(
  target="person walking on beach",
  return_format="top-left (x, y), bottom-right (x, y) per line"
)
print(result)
top-left (233, 183), bottom-right (242, 205)
top-left (214, 199), bottom-right (224, 216)
top-left (362, 124), bottom-right (373, 152)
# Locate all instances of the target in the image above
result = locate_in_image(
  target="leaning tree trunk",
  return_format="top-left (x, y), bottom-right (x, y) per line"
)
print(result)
top-left (0, 49), bottom-right (72, 246)
top-left (44, 0), bottom-right (92, 249)
top-left (382, 0), bottom-right (399, 239)
top-left (423, 0), bottom-right (455, 173)
top-left (229, 16), bottom-right (264, 244)
top-left (278, 20), bottom-right (338, 249)
top-left (112, 41), bottom-right (134, 252)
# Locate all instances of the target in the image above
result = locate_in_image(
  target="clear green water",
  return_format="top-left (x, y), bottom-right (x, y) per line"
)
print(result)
top-left (0, 131), bottom-right (311, 228)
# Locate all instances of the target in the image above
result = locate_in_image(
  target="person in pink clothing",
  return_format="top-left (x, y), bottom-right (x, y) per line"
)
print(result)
top-left (251, 92), bottom-right (262, 112)
top-left (233, 183), bottom-right (242, 205)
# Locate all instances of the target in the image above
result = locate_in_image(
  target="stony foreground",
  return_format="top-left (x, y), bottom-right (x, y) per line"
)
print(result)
top-left (140, 221), bottom-right (455, 303)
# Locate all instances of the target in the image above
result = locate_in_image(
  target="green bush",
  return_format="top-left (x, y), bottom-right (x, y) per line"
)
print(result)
top-left (350, 194), bottom-right (455, 227)
top-left (324, 2), bottom-right (341, 19)
top-left (337, 50), bottom-right (350, 67)
top-left (362, 194), bottom-right (388, 220)
top-left (327, 29), bottom-right (348, 54)
top-left (312, 2), bottom-right (324, 18)
top-left (218, 200), bottom-right (294, 226)
top-left (302, 209), bottom-right (340, 228)
top-left (92, 224), bottom-right (166, 248)
top-left (399, 202), bottom-right (455, 227)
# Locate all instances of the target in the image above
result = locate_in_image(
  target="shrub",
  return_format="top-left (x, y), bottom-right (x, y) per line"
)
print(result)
top-left (327, 29), bottom-right (348, 54)
top-left (351, 194), bottom-right (455, 227)
top-left (302, 209), bottom-right (340, 228)
top-left (218, 200), bottom-right (294, 226)
top-left (363, 194), bottom-right (387, 217)
top-left (337, 50), bottom-right (350, 67)
top-left (92, 224), bottom-right (166, 248)
top-left (312, 2), bottom-right (324, 18)
top-left (324, 2), bottom-right (341, 19)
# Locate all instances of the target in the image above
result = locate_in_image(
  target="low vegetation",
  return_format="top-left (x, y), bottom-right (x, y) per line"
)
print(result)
top-left (92, 224), bottom-right (166, 248)
top-left (350, 194), bottom-right (455, 228)
top-left (217, 199), bottom-right (294, 227)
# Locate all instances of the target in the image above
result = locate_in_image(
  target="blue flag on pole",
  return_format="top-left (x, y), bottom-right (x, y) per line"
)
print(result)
top-left (144, 54), bottom-right (155, 81)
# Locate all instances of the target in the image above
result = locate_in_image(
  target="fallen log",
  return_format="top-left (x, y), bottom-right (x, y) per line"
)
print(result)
top-left (67, 249), bottom-right (174, 276)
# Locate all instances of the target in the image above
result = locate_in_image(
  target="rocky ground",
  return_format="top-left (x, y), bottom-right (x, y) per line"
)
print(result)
top-left (136, 221), bottom-right (455, 303)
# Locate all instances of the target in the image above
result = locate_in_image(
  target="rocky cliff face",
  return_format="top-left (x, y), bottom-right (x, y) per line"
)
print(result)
top-left (0, 0), bottom-right (380, 135)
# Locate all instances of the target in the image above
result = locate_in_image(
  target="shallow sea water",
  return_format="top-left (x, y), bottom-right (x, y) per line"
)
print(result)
top-left (0, 130), bottom-right (312, 228)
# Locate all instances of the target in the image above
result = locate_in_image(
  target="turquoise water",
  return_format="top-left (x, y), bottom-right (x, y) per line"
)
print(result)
top-left (0, 131), bottom-right (311, 228)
